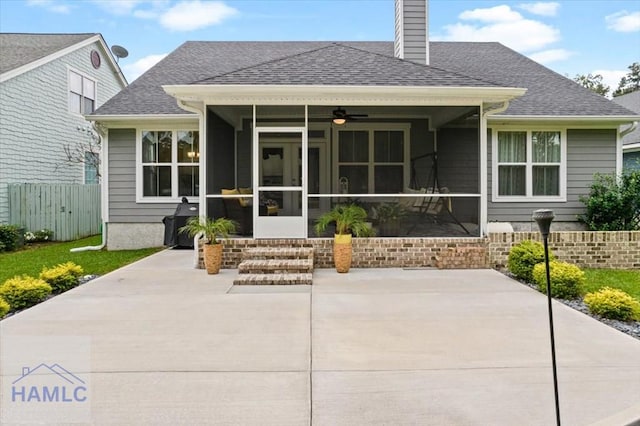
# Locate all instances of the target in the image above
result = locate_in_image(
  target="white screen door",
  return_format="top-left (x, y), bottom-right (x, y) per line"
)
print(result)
top-left (253, 127), bottom-right (307, 238)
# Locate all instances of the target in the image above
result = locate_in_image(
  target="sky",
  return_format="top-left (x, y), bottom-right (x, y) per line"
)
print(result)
top-left (1, 0), bottom-right (639, 91)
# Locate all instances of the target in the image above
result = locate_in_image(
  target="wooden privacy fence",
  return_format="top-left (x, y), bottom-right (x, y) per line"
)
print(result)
top-left (8, 183), bottom-right (101, 241)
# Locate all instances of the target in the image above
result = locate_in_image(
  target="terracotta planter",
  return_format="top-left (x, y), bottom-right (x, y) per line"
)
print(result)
top-left (333, 234), bottom-right (352, 273)
top-left (203, 243), bottom-right (223, 274)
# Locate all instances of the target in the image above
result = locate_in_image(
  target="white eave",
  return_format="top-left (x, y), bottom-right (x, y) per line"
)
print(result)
top-left (88, 113), bottom-right (198, 127)
top-left (488, 114), bottom-right (640, 126)
top-left (624, 142), bottom-right (640, 152)
top-left (162, 84), bottom-right (527, 106)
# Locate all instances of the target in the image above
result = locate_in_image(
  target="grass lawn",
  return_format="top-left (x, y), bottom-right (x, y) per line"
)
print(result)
top-left (583, 269), bottom-right (640, 300)
top-left (0, 235), bottom-right (163, 283)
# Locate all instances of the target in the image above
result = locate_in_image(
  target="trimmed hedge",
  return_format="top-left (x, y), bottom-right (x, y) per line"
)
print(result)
top-left (508, 240), bottom-right (555, 282)
top-left (0, 297), bottom-right (9, 318)
top-left (39, 262), bottom-right (84, 294)
top-left (0, 276), bottom-right (52, 311)
top-left (533, 260), bottom-right (585, 299)
top-left (584, 287), bottom-right (640, 321)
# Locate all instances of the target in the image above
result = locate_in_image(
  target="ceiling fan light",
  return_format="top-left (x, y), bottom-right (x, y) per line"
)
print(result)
top-left (333, 117), bottom-right (346, 125)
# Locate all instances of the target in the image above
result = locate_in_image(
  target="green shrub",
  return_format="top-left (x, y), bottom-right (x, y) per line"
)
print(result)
top-left (584, 287), bottom-right (640, 321)
top-left (24, 229), bottom-right (54, 243)
top-left (0, 225), bottom-right (21, 252)
top-left (579, 170), bottom-right (640, 231)
top-left (507, 240), bottom-right (555, 282)
top-left (39, 262), bottom-right (84, 294)
top-left (0, 276), bottom-right (52, 311)
top-left (533, 261), bottom-right (585, 299)
top-left (0, 297), bottom-right (9, 318)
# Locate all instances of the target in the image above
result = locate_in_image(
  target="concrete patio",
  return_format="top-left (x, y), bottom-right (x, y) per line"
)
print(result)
top-left (1, 249), bottom-right (639, 425)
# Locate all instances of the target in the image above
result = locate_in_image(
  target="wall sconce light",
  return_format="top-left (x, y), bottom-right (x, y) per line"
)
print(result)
top-left (187, 151), bottom-right (200, 159)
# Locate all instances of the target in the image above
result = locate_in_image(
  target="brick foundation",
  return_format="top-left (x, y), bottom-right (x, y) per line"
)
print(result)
top-left (197, 231), bottom-right (640, 271)
top-left (488, 231), bottom-right (640, 270)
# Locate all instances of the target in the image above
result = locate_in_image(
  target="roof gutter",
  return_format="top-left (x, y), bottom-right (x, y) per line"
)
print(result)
top-left (620, 121), bottom-right (638, 137)
top-left (488, 114), bottom-right (640, 125)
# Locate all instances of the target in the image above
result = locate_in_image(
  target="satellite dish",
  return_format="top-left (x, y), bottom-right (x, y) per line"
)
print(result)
top-left (111, 45), bottom-right (129, 62)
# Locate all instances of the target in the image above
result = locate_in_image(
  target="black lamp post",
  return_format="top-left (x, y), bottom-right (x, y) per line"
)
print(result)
top-left (532, 209), bottom-right (561, 426)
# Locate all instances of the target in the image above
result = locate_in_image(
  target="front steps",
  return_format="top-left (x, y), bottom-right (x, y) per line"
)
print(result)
top-left (233, 248), bottom-right (314, 285)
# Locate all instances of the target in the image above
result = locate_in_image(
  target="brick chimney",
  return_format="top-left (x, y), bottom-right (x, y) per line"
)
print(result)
top-left (394, 0), bottom-right (429, 65)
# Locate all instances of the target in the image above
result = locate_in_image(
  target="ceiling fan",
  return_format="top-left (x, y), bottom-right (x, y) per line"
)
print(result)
top-left (332, 107), bottom-right (368, 125)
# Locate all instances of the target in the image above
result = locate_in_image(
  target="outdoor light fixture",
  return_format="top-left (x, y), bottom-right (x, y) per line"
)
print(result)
top-left (533, 208), bottom-right (561, 426)
top-left (332, 117), bottom-right (346, 125)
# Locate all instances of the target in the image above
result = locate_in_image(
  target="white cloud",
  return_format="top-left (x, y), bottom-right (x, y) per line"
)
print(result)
top-left (26, 0), bottom-right (70, 14)
top-left (460, 5), bottom-right (522, 23)
top-left (519, 2), bottom-right (560, 17)
top-left (441, 21), bottom-right (559, 52)
top-left (528, 48), bottom-right (573, 64)
top-left (122, 53), bottom-right (167, 82)
top-left (159, 1), bottom-right (238, 32)
top-left (606, 11), bottom-right (640, 33)
top-left (91, 0), bottom-right (143, 15)
top-left (592, 69), bottom-right (627, 92)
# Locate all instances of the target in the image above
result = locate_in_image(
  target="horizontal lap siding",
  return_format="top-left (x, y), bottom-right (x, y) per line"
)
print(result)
top-left (488, 128), bottom-right (616, 222)
top-left (108, 129), bottom-right (177, 222)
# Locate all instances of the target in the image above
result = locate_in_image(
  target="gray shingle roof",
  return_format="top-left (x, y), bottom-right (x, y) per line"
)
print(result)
top-left (0, 33), bottom-right (97, 74)
top-left (93, 40), bottom-right (638, 118)
top-left (196, 43), bottom-right (499, 87)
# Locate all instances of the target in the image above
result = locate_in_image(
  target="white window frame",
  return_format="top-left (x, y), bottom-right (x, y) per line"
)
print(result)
top-left (332, 123), bottom-right (411, 194)
top-left (68, 68), bottom-right (96, 116)
top-left (491, 127), bottom-right (567, 202)
top-left (136, 128), bottom-right (200, 203)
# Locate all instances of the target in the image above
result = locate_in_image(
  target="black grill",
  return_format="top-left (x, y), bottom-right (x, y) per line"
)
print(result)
top-left (162, 197), bottom-right (199, 248)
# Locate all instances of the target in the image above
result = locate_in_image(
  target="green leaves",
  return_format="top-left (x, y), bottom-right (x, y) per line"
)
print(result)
top-left (179, 217), bottom-right (237, 245)
top-left (315, 204), bottom-right (374, 237)
top-left (579, 171), bottom-right (640, 231)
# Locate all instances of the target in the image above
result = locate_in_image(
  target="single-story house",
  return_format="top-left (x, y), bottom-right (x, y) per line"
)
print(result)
top-left (90, 0), bottom-right (639, 250)
top-left (612, 90), bottom-right (640, 170)
top-left (0, 33), bottom-right (127, 224)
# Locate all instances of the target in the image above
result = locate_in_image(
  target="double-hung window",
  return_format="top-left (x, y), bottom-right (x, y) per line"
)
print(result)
top-left (493, 129), bottom-right (565, 201)
top-left (138, 130), bottom-right (199, 201)
top-left (69, 70), bottom-right (96, 114)
top-left (335, 126), bottom-right (409, 194)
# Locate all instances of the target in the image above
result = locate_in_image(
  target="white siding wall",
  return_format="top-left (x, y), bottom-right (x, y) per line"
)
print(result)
top-left (0, 41), bottom-right (125, 223)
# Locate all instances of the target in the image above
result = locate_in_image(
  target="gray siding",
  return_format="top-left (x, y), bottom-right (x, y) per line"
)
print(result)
top-left (488, 128), bottom-right (617, 222)
top-left (0, 40), bottom-right (125, 223)
top-left (108, 129), bottom-right (177, 222)
top-left (394, 0), bottom-right (428, 64)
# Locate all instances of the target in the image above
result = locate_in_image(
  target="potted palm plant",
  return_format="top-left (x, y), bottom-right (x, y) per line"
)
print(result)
top-left (179, 217), bottom-right (237, 274)
top-left (314, 204), bottom-right (374, 273)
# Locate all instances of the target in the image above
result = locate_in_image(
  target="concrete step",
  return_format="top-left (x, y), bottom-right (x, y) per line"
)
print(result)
top-left (233, 273), bottom-right (313, 285)
top-left (242, 247), bottom-right (314, 261)
top-left (238, 259), bottom-right (313, 274)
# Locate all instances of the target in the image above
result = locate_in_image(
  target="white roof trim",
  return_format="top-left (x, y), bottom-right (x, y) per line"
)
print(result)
top-left (162, 84), bottom-right (527, 106)
top-left (623, 142), bottom-right (640, 151)
top-left (489, 114), bottom-right (640, 124)
top-left (0, 34), bottom-right (127, 86)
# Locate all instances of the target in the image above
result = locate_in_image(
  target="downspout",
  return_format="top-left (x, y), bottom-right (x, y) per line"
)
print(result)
top-left (617, 121), bottom-right (638, 176)
top-left (176, 99), bottom-right (205, 268)
top-left (71, 123), bottom-right (109, 253)
top-left (480, 101), bottom-right (510, 236)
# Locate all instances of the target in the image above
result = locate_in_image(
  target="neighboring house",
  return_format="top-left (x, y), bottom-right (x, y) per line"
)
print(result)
top-left (612, 90), bottom-right (640, 171)
top-left (90, 0), bottom-right (639, 250)
top-left (0, 33), bottom-right (127, 224)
